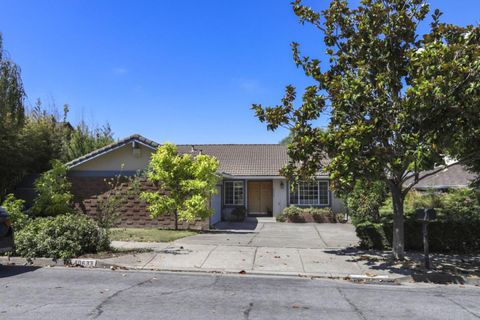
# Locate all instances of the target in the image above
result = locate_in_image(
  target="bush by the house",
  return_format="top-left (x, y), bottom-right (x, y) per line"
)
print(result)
top-left (278, 206), bottom-right (336, 223)
top-left (29, 160), bottom-right (74, 217)
top-left (344, 180), bottom-right (388, 224)
top-left (15, 213), bottom-right (108, 259)
top-left (1, 194), bottom-right (29, 231)
top-left (356, 219), bottom-right (480, 253)
top-left (230, 207), bottom-right (247, 222)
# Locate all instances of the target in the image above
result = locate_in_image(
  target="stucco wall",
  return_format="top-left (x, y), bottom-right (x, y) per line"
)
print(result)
top-left (72, 143), bottom-right (154, 172)
top-left (272, 179), bottom-right (288, 217)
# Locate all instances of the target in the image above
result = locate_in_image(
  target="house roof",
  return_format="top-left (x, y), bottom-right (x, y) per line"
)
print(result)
top-left (410, 163), bottom-right (476, 189)
top-left (65, 134), bottom-right (160, 169)
top-left (66, 134), bottom-right (292, 177)
top-left (176, 144), bottom-right (290, 176)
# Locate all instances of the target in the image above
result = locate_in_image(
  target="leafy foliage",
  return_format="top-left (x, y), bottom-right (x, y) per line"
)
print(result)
top-left (29, 160), bottom-right (74, 217)
top-left (65, 121), bottom-right (114, 162)
top-left (0, 34), bottom-right (115, 199)
top-left (345, 180), bottom-right (388, 223)
top-left (278, 206), bottom-right (335, 223)
top-left (356, 220), bottom-right (480, 254)
top-left (1, 194), bottom-right (28, 231)
top-left (0, 34), bottom-right (26, 197)
top-left (141, 143), bottom-right (220, 226)
top-left (15, 214), bottom-right (107, 259)
top-left (230, 207), bottom-right (247, 222)
top-left (252, 0), bottom-right (480, 258)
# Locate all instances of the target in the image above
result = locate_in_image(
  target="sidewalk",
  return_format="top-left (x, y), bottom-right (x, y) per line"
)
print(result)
top-left (101, 240), bottom-right (408, 280)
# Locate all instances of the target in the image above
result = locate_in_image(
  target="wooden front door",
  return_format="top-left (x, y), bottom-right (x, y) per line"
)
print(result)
top-left (247, 181), bottom-right (273, 215)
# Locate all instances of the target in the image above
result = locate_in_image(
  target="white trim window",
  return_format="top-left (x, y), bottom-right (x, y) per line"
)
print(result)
top-left (290, 181), bottom-right (329, 206)
top-left (224, 181), bottom-right (244, 205)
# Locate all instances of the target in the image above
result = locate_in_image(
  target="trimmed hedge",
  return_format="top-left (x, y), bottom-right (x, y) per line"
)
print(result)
top-left (356, 220), bottom-right (480, 253)
top-left (277, 206), bottom-right (336, 223)
top-left (15, 214), bottom-right (109, 259)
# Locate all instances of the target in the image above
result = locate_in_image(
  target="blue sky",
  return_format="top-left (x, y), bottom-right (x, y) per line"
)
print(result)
top-left (1, 1), bottom-right (478, 144)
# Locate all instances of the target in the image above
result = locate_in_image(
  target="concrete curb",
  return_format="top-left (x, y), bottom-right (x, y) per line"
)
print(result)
top-left (2, 256), bottom-right (478, 286)
top-left (0, 256), bottom-right (64, 267)
top-left (93, 259), bottom-right (406, 284)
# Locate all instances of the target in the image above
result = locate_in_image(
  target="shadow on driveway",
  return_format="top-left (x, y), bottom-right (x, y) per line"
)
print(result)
top-left (0, 265), bottom-right (41, 278)
top-left (210, 221), bottom-right (259, 232)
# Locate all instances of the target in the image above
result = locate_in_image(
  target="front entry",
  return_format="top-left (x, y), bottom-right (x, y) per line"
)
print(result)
top-left (247, 181), bottom-right (273, 216)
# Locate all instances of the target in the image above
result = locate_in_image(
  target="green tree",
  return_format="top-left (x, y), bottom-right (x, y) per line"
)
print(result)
top-left (141, 143), bottom-right (219, 229)
top-left (252, 0), bottom-right (479, 259)
top-left (0, 34), bottom-right (26, 197)
top-left (29, 160), bottom-right (74, 217)
top-left (21, 100), bottom-right (71, 173)
top-left (65, 121), bottom-right (114, 162)
top-left (1, 194), bottom-right (28, 231)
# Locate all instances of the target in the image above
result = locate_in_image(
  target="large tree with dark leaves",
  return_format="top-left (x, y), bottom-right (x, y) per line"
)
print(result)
top-left (0, 34), bottom-right (26, 197)
top-left (252, 0), bottom-right (479, 259)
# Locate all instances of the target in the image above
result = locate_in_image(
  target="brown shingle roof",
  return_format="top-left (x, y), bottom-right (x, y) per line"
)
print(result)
top-left (66, 134), bottom-right (291, 176)
top-left (176, 144), bottom-right (289, 176)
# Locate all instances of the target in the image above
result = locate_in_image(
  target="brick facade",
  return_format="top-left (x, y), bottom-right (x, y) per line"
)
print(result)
top-left (69, 176), bottom-right (209, 230)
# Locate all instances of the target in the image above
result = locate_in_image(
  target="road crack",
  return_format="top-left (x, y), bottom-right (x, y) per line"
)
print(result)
top-left (89, 276), bottom-right (220, 319)
top-left (336, 287), bottom-right (367, 320)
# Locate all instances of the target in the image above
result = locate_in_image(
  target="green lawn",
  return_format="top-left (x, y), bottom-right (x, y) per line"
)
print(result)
top-left (110, 228), bottom-right (198, 243)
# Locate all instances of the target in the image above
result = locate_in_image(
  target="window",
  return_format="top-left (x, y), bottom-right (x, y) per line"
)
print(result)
top-left (224, 181), bottom-right (244, 205)
top-left (289, 181), bottom-right (329, 206)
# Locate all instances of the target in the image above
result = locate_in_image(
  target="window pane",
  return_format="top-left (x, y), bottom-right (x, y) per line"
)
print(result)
top-left (298, 182), bottom-right (319, 205)
top-left (225, 182), bottom-right (234, 204)
top-left (224, 181), bottom-right (244, 205)
top-left (233, 181), bottom-right (244, 205)
top-left (318, 181), bottom-right (329, 205)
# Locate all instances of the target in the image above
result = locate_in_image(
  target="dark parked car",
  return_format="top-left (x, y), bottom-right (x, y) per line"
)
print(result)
top-left (0, 207), bottom-right (14, 253)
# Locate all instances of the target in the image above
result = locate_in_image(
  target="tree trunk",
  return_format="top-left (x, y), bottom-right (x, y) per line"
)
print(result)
top-left (390, 184), bottom-right (405, 260)
top-left (174, 210), bottom-right (178, 230)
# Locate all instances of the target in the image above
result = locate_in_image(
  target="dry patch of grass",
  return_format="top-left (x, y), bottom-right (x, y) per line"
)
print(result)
top-left (110, 228), bottom-right (197, 243)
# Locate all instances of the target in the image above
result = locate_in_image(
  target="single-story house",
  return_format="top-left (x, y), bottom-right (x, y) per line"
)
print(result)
top-left (65, 134), bottom-right (345, 229)
top-left (410, 163), bottom-right (476, 191)
top-left (64, 134), bottom-right (477, 229)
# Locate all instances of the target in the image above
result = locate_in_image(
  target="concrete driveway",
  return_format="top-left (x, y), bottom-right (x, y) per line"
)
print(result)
top-left (174, 221), bottom-right (359, 249)
top-left (105, 222), bottom-right (375, 278)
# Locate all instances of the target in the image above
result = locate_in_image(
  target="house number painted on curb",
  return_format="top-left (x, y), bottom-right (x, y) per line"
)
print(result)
top-left (70, 259), bottom-right (97, 267)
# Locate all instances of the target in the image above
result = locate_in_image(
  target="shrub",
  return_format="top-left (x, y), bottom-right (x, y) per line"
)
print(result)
top-left (356, 219), bottom-right (480, 253)
top-left (282, 206), bottom-right (303, 217)
top-left (309, 207), bottom-right (335, 223)
top-left (276, 213), bottom-right (287, 222)
top-left (1, 194), bottom-right (28, 231)
top-left (29, 160), bottom-right (74, 217)
top-left (281, 206), bottom-right (336, 223)
top-left (230, 207), bottom-right (247, 222)
top-left (344, 180), bottom-right (387, 223)
top-left (15, 214), bottom-right (108, 259)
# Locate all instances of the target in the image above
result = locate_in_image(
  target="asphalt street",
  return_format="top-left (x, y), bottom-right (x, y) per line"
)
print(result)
top-left (0, 266), bottom-right (479, 320)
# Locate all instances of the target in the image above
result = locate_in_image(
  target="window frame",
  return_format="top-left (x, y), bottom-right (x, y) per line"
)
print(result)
top-left (289, 180), bottom-right (330, 206)
top-left (223, 180), bottom-right (245, 206)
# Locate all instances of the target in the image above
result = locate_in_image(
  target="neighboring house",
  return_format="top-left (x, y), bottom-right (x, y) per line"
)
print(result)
top-left (66, 134), bottom-right (345, 229)
top-left (410, 163), bottom-right (476, 191)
